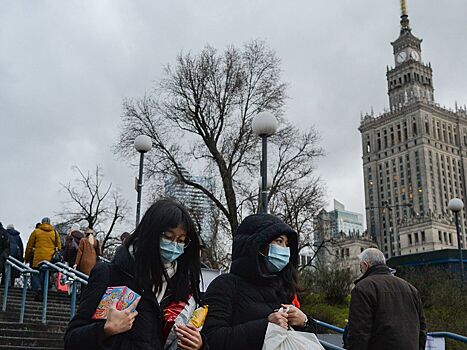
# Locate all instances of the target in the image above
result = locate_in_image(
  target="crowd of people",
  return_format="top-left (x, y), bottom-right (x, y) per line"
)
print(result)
top-left (0, 218), bottom-right (104, 300)
top-left (1, 199), bottom-right (427, 350)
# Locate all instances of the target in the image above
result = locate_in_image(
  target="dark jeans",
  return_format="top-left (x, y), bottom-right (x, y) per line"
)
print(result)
top-left (31, 269), bottom-right (46, 292)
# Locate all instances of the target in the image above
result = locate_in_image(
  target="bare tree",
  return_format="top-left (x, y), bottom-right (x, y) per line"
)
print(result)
top-left (58, 165), bottom-right (130, 253)
top-left (115, 40), bottom-right (325, 269)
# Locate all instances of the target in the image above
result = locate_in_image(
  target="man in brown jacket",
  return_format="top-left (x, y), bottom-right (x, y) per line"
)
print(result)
top-left (346, 248), bottom-right (427, 350)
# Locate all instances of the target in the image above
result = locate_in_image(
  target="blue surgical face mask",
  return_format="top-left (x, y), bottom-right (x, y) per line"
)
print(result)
top-left (264, 244), bottom-right (290, 273)
top-left (160, 238), bottom-right (185, 263)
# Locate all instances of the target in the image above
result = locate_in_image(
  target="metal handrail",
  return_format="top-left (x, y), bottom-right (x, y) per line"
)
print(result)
top-left (319, 340), bottom-right (344, 350)
top-left (429, 332), bottom-right (467, 343)
top-left (2, 256), bottom-right (39, 323)
top-left (38, 260), bottom-right (88, 323)
top-left (55, 262), bottom-right (89, 280)
top-left (99, 256), bottom-right (111, 263)
top-left (316, 320), bottom-right (345, 334)
top-left (315, 319), bottom-right (467, 345)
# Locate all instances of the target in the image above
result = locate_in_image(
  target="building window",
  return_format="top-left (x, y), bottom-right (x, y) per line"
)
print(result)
top-left (438, 231), bottom-right (442, 242)
top-left (421, 231), bottom-right (426, 243)
top-left (408, 234), bottom-right (412, 245)
top-left (415, 232), bottom-right (419, 244)
top-left (444, 232), bottom-right (448, 243)
top-left (346, 248), bottom-right (350, 257)
top-left (449, 233), bottom-right (453, 245)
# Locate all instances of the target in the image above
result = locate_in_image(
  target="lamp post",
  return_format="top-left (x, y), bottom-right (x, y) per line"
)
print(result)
top-left (252, 112), bottom-right (278, 214)
top-left (448, 198), bottom-right (464, 281)
top-left (134, 135), bottom-right (152, 227)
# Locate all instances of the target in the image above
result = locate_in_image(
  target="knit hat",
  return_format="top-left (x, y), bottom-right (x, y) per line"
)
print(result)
top-left (41, 217), bottom-right (50, 224)
top-left (6, 224), bottom-right (14, 230)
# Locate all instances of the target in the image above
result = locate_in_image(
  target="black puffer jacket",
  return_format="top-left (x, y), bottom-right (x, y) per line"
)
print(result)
top-left (203, 214), bottom-right (317, 350)
top-left (65, 246), bottom-right (165, 350)
top-left (346, 264), bottom-right (427, 350)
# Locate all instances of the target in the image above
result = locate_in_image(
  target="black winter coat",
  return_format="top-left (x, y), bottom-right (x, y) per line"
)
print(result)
top-left (203, 214), bottom-right (318, 350)
top-left (346, 264), bottom-right (427, 350)
top-left (0, 225), bottom-right (10, 272)
top-left (6, 228), bottom-right (23, 259)
top-left (65, 246), bottom-right (165, 350)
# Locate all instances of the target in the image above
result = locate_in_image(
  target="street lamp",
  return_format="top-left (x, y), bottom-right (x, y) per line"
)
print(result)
top-left (134, 135), bottom-right (152, 227)
top-left (252, 111), bottom-right (278, 213)
top-left (448, 198), bottom-right (464, 281)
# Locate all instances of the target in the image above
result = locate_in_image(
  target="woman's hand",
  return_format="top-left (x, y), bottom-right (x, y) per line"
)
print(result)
top-left (268, 310), bottom-right (289, 329)
top-left (281, 304), bottom-right (307, 327)
top-left (103, 308), bottom-right (138, 337)
top-left (176, 324), bottom-right (203, 350)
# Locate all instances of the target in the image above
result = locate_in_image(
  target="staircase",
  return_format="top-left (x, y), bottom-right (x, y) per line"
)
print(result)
top-left (0, 287), bottom-right (75, 349)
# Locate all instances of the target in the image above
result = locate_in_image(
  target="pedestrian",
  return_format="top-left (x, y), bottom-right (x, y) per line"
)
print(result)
top-left (203, 213), bottom-right (318, 350)
top-left (120, 232), bottom-right (130, 245)
top-left (62, 224), bottom-right (84, 267)
top-left (24, 217), bottom-right (62, 300)
top-left (64, 198), bottom-right (206, 350)
top-left (345, 248), bottom-right (427, 350)
top-left (74, 228), bottom-right (100, 276)
top-left (5, 224), bottom-right (24, 286)
top-left (0, 223), bottom-right (10, 286)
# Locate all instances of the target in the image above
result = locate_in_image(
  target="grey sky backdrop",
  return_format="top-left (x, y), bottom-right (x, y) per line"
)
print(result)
top-left (1, 1), bottom-right (467, 243)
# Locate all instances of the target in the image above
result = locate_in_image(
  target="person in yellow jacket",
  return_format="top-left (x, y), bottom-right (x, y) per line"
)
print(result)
top-left (24, 217), bottom-right (62, 300)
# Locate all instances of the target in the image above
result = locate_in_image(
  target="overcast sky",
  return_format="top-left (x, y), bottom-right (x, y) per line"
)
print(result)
top-left (1, 0), bottom-right (466, 243)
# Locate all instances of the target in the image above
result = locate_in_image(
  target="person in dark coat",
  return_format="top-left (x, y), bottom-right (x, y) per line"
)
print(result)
top-left (5, 224), bottom-right (24, 286)
top-left (346, 248), bottom-right (427, 350)
top-left (64, 199), bottom-right (207, 350)
top-left (0, 223), bottom-right (10, 286)
top-left (203, 214), bottom-right (318, 350)
top-left (63, 226), bottom-right (84, 267)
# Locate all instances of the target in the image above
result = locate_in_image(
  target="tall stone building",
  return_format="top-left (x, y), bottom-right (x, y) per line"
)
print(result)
top-left (312, 200), bottom-right (376, 275)
top-left (359, 2), bottom-right (467, 258)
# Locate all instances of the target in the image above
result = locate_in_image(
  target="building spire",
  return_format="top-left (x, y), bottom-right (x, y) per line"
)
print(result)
top-left (401, 0), bottom-right (407, 16)
top-left (400, 0), bottom-right (410, 33)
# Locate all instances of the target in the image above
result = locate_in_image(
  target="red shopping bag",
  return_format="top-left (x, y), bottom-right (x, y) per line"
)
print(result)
top-left (56, 272), bottom-right (69, 293)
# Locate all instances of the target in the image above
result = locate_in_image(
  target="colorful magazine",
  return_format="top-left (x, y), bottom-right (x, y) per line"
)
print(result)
top-left (92, 286), bottom-right (141, 320)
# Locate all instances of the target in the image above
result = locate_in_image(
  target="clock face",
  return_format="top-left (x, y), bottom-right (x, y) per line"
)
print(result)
top-left (396, 51), bottom-right (407, 63)
top-left (410, 51), bottom-right (420, 61)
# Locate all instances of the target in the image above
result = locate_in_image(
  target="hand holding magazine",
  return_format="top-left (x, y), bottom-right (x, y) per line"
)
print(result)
top-left (93, 286), bottom-right (141, 320)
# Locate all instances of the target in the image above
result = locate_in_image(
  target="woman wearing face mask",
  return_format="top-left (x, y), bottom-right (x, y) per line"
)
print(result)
top-left (65, 198), bottom-right (207, 350)
top-left (203, 214), bottom-right (318, 350)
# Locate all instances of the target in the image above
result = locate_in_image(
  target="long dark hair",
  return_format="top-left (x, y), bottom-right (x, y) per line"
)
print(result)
top-left (280, 263), bottom-right (300, 301)
top-left (125, 198), bottom-right (201, 304)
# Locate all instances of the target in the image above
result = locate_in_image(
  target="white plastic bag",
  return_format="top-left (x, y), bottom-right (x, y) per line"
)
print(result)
top-left (262, 322), bottom-right (325, 350)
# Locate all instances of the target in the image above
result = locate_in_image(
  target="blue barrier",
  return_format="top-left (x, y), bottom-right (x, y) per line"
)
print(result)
top-left (2, 256), bottom-right (39, 323)
top-left (429, 332), bottom-right (467, 343)
top-left (38, 260), bottom-right (88, 323)
top-left (315, 319), bottom-right (467, 345)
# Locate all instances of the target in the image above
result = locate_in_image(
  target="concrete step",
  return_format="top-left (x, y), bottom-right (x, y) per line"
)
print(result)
top-left (1, 289), bottom-right (74, 302)
top-left (0, 329), bottom-right (61, 339)
top-left (0, 314), bottom-right (70, 327)
top-left (0, 335), bottom-right (63, 348)
top-left (0, 347), bottom-right (62, 350)
top-left (0, 321), bottom-right (64, 332)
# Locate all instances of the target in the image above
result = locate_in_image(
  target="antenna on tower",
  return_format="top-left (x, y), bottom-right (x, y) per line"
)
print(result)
top-left (400, 0), bottom-right (410, 32)
top-left (401, 0), bottom-right (407, 17)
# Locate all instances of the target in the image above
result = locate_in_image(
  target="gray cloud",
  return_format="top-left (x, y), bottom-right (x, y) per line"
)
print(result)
top-left (1, 0), bottom-right (466, 243)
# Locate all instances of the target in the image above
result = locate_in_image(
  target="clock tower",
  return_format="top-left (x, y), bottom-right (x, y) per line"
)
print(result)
top-left (387, 0), bottom-right (434, 111)
top-left (360, 0), bottom-right (467, 259)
